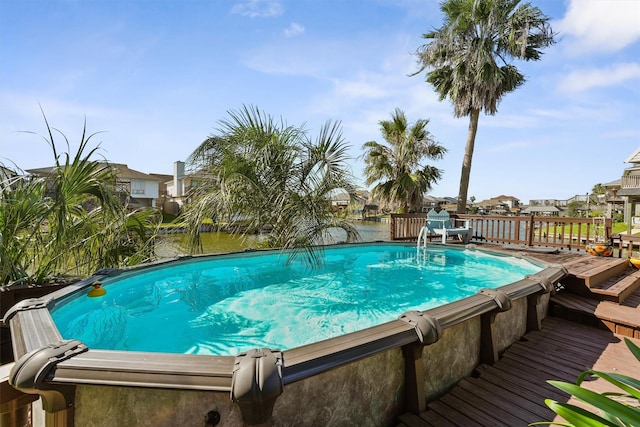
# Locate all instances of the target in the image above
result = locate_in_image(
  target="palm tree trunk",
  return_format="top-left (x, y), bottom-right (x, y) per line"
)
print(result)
top-left (456, 108), bottom-right (480, 214)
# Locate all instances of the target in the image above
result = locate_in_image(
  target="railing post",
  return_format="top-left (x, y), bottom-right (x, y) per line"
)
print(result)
top-left (527, 214), bottom-right (535, 246)
top-left (390, 214), bottom-right (396, 240)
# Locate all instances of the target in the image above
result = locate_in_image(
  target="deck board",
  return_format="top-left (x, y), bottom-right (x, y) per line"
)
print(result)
top-left (397, 317), bottom-right (640, 426)
top-left (437, 392), bottom-right (502, 426)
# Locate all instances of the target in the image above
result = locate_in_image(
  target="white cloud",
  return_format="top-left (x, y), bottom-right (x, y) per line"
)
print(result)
top-left (556, 0), bottom-right (640, 54)
top-left (558, 63), bottom-right (640, 92)
top-left (331, 78), bottom-right (387, 100)
top-left (487, 141), bottom-right (532, 153)
top-left (284, 22), bottom-right (304, 38)
top-left (230, 0), bottom-right (283, 18)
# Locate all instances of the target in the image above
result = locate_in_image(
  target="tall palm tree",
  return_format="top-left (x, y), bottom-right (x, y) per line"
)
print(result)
top-left (184, 105), bottom-right (359, 265)
top-left (413, 0), bottom-right (555, 213)
top-left (362, 108), bottom-right (446, 213)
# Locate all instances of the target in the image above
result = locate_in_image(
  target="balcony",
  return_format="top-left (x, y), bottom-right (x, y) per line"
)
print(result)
top-left (621, 175), bottom-right (640, 189)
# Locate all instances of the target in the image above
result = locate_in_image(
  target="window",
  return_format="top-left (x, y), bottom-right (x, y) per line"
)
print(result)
top-left (131, 180), bottom-right (145, 195)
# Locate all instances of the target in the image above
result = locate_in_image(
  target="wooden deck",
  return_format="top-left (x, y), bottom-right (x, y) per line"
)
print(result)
top-left (397, 317), bottom-right (640, 427)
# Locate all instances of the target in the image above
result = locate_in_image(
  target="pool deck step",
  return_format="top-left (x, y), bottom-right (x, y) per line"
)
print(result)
top-left (589, 267), bottom-right (640, 303)
top-left (559, 257), bottom-right (639, 303)
top-left (550, 290), bottom-right (640, 338)
top-left (562, 256), bottom-right (629, 288)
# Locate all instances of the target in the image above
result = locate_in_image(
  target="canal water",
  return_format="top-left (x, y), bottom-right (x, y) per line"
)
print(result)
top-left (155, 220), bottom-right (390, 260)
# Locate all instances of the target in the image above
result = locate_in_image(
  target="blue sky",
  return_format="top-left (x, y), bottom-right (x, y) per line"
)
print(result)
top-left (1, 0), bottom-right (639, 203)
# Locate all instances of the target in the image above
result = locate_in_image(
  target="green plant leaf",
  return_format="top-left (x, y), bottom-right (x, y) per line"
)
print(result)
top-left (528, 421), bottom-right (573, 426)
top-left (594, 372), bottom-right (640, 400)
top-left (548, 381), bottom-right (640, 426)
top-left (605, 373), bottom-right (640, 395)
top-left (544, 399), bottom-right (615, 426)
top-left (587, 369), bottom-right (640, 400)
top-left (625, 338), bottom-right (640, 362)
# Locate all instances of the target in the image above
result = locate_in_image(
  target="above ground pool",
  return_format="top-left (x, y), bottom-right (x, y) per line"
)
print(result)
top-left (6, 241), bottom-right (565, 426)
top-left (50, 243), bottom-right (542, 356)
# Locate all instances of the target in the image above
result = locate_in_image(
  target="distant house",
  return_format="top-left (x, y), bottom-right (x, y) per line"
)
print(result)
top-left (476, 195), bottom-right (521, 215)
top-left (27, 163), bottom-right (163, 208)
top-left (602, 178), bottom-right (624, 218)
top-left (520, 206), bottom-right (561, 216)
top-left (165, 161), bottom-right (211, 209)
top-left (330, 191), bottom-right (352, 210)
top-left (421, 196), bottom-right (457, 212)
top-left (615, 147), bottom-right (640, 227)
top-left (330, 189), bottom-right (368, 211)
top-left (528, 198), bottom-right (568, 209)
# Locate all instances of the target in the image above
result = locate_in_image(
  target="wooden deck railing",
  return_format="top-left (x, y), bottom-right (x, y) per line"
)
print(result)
top-left (612, 233), bottom-right (640, 258)
top-left (390, 213), bottom-right (612, 251)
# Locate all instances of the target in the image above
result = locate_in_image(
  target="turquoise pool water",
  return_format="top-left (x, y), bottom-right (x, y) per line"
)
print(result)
top-left (51, 244), bottom-right (541, 356)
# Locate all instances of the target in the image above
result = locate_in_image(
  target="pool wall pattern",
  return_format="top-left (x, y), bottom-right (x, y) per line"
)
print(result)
top-left (4, 243), bottom-right (566, 427)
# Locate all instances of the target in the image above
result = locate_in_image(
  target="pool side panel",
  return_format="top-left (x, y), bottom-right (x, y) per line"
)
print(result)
top-left (274, 348), bottom-right (404, 426)
top-left (72, 348), bottom-right (406, 427)
top-left (74, 385), bottom-right (242, 427)
top-left (422, 317), bottom-right (481, 402)
top-left (493, 297), bottom-right (527, 355)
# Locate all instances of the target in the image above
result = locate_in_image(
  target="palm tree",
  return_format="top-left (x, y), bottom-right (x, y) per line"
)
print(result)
top-left (413, 0), bottom-right (555, 213)
top-left (183, 105), bottom-right (359, 265)
top-left (362, 108), bottom-right (446, 213)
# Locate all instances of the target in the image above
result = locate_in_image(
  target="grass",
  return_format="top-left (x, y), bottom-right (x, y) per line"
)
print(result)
top-left (612, 222), bottom-right (630, 234)
top-left (544, 222), bottom-right (631, 237)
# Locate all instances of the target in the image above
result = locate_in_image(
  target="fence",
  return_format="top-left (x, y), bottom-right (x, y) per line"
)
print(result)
top-left (390, 213), bottom-right (612, 251)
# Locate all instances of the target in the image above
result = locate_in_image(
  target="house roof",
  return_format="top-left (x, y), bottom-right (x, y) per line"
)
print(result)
top-left (625, 147), bottom-right (640, 164)
top-left (492, 195), bottom-right (519, 201)
top-left (521, 206), bottom-right (561, 213)
top-left (602, 179), bottom-right (621, 188)
top-left (28, 163), bottom-right (163, 181)
top-left (423, 195), bottom-right (457, 204)
top-left (476, 195), bottom-right (520, 207)
top-left (617, 187), bottom-right (640, 197)
top-left (111, 163), bottom-right (163, 181)
top-left (165, 169), bottom-right (212, 185)
top-left (26, 166), bottom-right (57, 176)
top-left (149, 173), bottom-right (172, 182)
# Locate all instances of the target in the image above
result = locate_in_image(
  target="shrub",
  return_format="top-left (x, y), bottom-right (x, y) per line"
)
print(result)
top-left (0, 116), bottom-right (160, 286)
